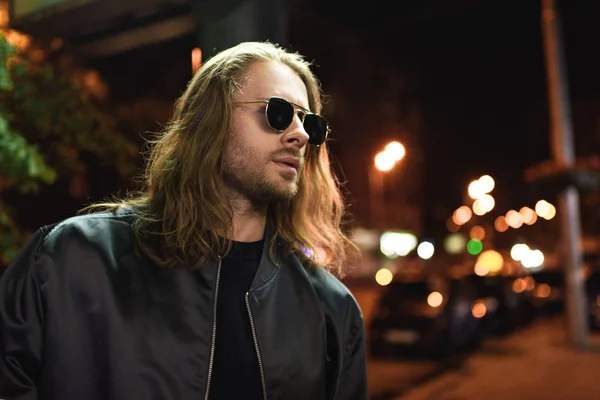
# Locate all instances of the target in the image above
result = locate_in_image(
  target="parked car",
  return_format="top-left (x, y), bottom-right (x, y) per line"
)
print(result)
top-left (464, 274), bottom-right (535, 335)
top-left (369, 275), bottom-right (481, 359)
top-left (529, 270), bottom-right (564, 315)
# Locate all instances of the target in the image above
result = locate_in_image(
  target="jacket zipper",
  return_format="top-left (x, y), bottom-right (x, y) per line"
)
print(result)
top-left (246, 292), bottom-right (268, 400)
top-left (204, 258), bottom-right (222, 400)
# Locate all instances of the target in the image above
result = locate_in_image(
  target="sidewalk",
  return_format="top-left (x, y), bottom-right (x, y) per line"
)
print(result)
top-left (397, 316), bottom-right (600, 400)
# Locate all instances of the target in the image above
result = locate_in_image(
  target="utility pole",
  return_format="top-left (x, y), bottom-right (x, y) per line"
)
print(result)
top-left (541, 0), bottom-right (589, 349)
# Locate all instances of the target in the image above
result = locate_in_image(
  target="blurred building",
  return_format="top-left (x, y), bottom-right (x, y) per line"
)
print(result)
top-left (9, 0), bottom-right (425, 236)
top-left (9, 0), bottom-right (291, 58)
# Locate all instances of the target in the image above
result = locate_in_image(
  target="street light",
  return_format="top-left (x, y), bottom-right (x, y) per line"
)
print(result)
top-left (369, 141), bottom-right (405, 229)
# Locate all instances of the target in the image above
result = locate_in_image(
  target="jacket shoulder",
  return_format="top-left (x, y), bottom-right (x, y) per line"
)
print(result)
top-left (305, 266), bottom-right (363, 322)
top-left (41, 209), bottom-right (136, 254)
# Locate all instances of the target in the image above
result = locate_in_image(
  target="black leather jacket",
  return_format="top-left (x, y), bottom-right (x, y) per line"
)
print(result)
top-left (0, 210), bottom-right (368, 400)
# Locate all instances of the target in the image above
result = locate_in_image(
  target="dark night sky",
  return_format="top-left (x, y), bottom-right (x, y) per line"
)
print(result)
top-left (89, 0), bottom-right (600, 241)
top-left (297, 0), bottom-right (600, 238)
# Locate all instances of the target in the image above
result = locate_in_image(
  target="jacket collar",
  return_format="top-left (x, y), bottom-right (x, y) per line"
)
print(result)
top-left (249, 221), bottom-right (283, 289)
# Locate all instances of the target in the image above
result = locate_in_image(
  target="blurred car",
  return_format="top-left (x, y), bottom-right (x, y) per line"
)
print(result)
top-left (529, 270), bottom-right (564, 315)
top-left (464, 274), bottom-right (535, 335)
top-left (369, 275), bottom-right (482, 359)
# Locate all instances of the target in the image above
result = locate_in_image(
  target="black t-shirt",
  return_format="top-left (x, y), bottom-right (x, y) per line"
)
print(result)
top-left (209, 239), bottom-right (264, 399)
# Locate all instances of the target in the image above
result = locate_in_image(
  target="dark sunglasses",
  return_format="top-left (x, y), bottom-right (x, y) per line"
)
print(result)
top-left (236, 96), bottom-right (330, 146)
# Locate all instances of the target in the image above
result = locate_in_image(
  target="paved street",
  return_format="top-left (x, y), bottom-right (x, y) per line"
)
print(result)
top-left (368, 358), bottom-right (448, 399)
top-left (395, 316), bottom-right (600, 400)
top-left (346, 279), bottom-right (600, 400)
top-left (346, 279), bottom-right (450, 399)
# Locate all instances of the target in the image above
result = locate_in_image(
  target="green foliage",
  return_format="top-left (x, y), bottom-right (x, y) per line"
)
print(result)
top-left (0, 33), bottom-right (139, 265)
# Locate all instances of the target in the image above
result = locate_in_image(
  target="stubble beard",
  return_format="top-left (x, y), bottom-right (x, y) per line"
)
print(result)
top-left (223, 153), bottom-right (301, 205)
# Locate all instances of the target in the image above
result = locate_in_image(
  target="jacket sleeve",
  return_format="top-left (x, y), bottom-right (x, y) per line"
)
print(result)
top-left (0, 228), bottom-right (48, 400)
top-left (336, 305), bottom-right (369, 400)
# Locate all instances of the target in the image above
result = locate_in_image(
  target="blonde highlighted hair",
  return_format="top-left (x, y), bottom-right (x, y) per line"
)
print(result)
top-left (83, 41), bottom-right (358, 276)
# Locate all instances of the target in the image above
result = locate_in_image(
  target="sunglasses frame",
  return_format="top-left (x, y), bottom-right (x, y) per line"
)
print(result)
top-left (236, 96), bottom-right (330, 146)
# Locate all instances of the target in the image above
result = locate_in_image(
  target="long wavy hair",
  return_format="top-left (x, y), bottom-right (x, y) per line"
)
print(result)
top-left (83, 41), bottom-right (359, 276)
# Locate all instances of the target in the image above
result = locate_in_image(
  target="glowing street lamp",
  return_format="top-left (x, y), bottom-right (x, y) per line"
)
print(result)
top-left (369, 141), bottom-right (406, 229)
top-left (385, 141), bottom-right (406, 162)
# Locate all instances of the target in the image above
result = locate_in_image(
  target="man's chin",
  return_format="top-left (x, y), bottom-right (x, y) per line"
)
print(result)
top-left (265, 182), bottom-right (299, 203)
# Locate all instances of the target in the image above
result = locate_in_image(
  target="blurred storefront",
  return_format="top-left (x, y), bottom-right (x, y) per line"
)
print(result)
top-left (9, 0), bottom-right (291, 59)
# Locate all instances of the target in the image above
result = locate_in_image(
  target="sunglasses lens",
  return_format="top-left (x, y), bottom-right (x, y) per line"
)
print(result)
top-left (303, 114), bottom-right (329, 145)
top-left (267, 98), bottom-right (295, 131)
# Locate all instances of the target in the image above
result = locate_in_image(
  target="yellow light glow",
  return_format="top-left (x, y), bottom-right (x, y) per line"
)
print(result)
top-left (444, 233), bottom-right (466, 254)
top-left (476, 250), bottom-right (504, 273)
top-left (535, 200), bottom-right (551, 218)
top-left (478, 194), bottom-right (495, 213)
top-left (494, 216), bottom-right (509, 232)
top-left (472, 302), bottom-right (487, 318)
top-left (542, 204), bottom-right (556, 220)
top-left (510, 243), bottom-right (530, 261)
top-left (472, 199), bottom-right (486, 216)
top-left (453, 206), bottom-right (472, 225)
top-left (470, 225), bottom-right (485, 241)
top-left (506, 210), bottom-right (524, 229)
top-left (375, 268), bottom-right (394, 286)
top-left (474, 263), bottom-right (489, 276)
top-left (468, 180), bottom-right (486, 200)
top-left (374, 151), bottom-right (395, 171)
top-left (427, 291), bottom-right (443, 307)
top-left (380, 232), bottom-right (418, 258)
top-left (522, 249), bottom-right (544, 268)
top-left (478, 175), bottom-right (495, 193)
top-left (385, 141), bottom-right (406, 162)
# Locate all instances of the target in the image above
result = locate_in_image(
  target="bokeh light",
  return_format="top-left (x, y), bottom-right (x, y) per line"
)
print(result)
top-left (506, 210), bottom-right (524, 229)
top-left (535, 200), bottom-right (551, 218)
top-left (522, 249), bottom-right (544, 268)
top-left (478, 194), bottom-right (495, 213)
top-left (542, 204), bottom-right (556, 220)
top-left (417, 241), bottom-right (435, 260)
top-left (512, 278), bottom-right (527, 293)
top-left (380, 232), bottom-right (418, 258)
top-left (444, 233), bottom-right (466, 254)
top-left (476, 250), bottom-right (504, 273)
top-left (472, 199), bottom-right (486, 216)
top-left (467, 239), bottom-right (483, 255)
top-left (468, 180), bottom-right (486, 200)
top-left (427, 291), bottom-right (443, 307)
top-left (510, 243), bottom-right (530, 261)
top-left (453, 206), bottom-right (472, 225)
top-left (520, 207), bottom-right (537, 225)
top-left (374, 151), bottom-right (395, 171)
top-left (494, 216), bottom-right (509, 232)
top-left (469, 225), bottom-right (485, 241)
top-left (446, 217), bottom-right (460, 232)
top-left (474, 262), bottom-right (489, 276)
top-left (375, 268), bottom-right (393, 286)
top-left (385, 141), bottom-right (406, 162)
top-left (472, 301), bottom-right (487, 318)
top-left (478, 175), bottom-right (495, 193)
top-left (535, 283), bottom-right (551, 298)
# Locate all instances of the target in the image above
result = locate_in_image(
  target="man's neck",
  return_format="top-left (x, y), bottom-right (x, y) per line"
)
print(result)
top-left (229, 198), bottom-right (267, 242)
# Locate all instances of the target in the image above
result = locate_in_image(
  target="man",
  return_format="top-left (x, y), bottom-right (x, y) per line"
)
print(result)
top-left (0, 41), bottom-right (368, 400)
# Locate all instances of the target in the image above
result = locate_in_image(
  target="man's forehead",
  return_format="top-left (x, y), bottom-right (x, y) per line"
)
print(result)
top-left (237, 62), bottom-right (309, 108)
